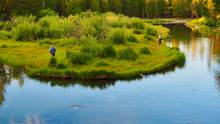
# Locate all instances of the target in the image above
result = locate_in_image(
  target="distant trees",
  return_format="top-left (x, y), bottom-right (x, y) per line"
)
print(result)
top-left (0, 0), bottom-right (219, 20)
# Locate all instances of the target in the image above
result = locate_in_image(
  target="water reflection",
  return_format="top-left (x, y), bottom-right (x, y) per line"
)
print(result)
top-left (168, 24), bottom-right (220, 89)
top-left (0, 65), bottom-right (24, 105)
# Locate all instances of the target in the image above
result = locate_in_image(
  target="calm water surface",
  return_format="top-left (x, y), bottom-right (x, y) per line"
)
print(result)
top-left (1, 24), bottom-right (220, 124)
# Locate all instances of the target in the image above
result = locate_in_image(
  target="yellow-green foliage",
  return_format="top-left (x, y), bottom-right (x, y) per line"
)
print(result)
top-left (186, 17), bottom-right (220, 35)
top-left (0, 12), bottom-right (185, 80)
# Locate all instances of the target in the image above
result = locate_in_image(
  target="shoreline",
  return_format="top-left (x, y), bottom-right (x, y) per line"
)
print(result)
top-left (0, 48), bottom-right (185, 81)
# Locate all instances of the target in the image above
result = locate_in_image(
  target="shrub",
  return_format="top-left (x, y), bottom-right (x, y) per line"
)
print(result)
top-left (38, 16), bottom-right (75, 39)
top-left (145, 27), bottom-right (157, 36)
top-left (127, 35), bottom-right (139, 43)
top-left (98, 45), bottom-right (116, 58)
top-left (12, 22), bottom-right (39, 41)
top-left (66, 51), bottom-right (92, 65)
top-left (109, 28), bottom-right (126, 44)
top-left (49, 57), bottom-right (57, 67)
top-left (139, 47), bottom-right (151, 55)
top-left (88, 16), bottom-right (109, 40)
top-left (203, 17), bottom-right (219, 27)
top-left (131, 18), bottom-right (145, 30)
top-left (117, 47), bottom-right (138, 60)
top-left (56, 62), bottom-right (67, 69)
top-left (38, 9), bottom-right (57, 18)
top-left (0, 30), bottom-right (11, 39)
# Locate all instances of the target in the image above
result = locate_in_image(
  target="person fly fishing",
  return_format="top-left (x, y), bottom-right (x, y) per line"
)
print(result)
top-left (50, 45), bottom-right (56, 57)
top-left (158, 33), bottom-right (162, 45)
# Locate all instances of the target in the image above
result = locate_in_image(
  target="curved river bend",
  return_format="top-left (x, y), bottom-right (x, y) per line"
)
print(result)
top-left (1, 24), bottom-right (220, 124)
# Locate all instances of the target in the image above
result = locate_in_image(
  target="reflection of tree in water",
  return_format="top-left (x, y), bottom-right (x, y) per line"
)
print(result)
top-left (34, 78), bottom-right (118, 90)
top-left (0, 65), bottom-right (24, 105)
top-left (166, 23), bottom-right (194, 42)
top-left (211, 34), bottom-right (220, 89)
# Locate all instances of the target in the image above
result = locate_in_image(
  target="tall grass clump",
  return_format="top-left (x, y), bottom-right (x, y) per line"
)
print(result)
top-left (131, 18), bottom-right (145, 30)
top-left (145, 27), bottom-right (158, 36)
top-left (80, 43), bottom-right (100, 56)
top-left (98, 45), bottom-right (116, 58)
top-left (88, 15), bottom-right (110, 40)
top-left (127, 34), bottom-right (139, 43)
top-left (109, 28), bottom-right (126, 44)
top-left (139, 47), bottom-right (151, 55)
top-left (66, 51), bottom-right (92, 65)
top-left (117, 47), bottom-right (138, 60)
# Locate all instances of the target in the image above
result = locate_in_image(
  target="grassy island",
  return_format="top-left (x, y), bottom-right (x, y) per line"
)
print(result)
top-left (0, 12), bottom-right (185, 80)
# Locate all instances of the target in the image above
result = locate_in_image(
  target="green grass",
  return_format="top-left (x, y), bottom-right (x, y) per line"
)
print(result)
top-left (0, 39), bottom-right (185, 80)
top-left (186, 17), bottom-right (220, 35)
top-left (0, 13), bottom-right (185, 80)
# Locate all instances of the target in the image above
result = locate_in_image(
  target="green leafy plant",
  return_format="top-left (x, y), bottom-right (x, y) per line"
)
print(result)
top-left (109, 28), bottom-right (126, 44)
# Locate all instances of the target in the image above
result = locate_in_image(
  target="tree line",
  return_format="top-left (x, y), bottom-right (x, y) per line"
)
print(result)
top-left (0, 0), bottom-right (220, 20)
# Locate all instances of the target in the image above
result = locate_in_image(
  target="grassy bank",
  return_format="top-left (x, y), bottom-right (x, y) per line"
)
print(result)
top-left (0, 12), bottom-right (185, 80)
top-left (186, 17), bottom-right (220, 35)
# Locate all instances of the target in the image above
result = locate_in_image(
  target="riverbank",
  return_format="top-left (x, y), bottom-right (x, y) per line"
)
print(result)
top-left (186, 17), bottom-right (220, 35)
top-left (145, 18), bottom-right (192, 25)
top-left (0, 13), bottom-right (185, 80)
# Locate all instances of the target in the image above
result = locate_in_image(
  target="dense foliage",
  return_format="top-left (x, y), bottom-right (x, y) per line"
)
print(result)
top-left (0, 0), bottom-right (219, 20)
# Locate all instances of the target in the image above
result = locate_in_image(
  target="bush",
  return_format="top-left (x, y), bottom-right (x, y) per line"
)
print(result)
top-left (12, 22), bottom-right (39, 41)
top-left (203, 17), bottom-right (219, 27)
top-left (0, 30), bottom-right (11, 39)
top-left (145, 27), bottom-right (157, 36)
top-left (131, 18), bottom-right (145, 30)
top-left (38, 16), bottom-right (75, 39)
top-left (117, 47), bottom-right (138, 60)
top-left (49, 57), bottom-right (57, 67)
top-left (127, 35), bottom-right (139, 43)
top-left (139, 47), bottom-right (151, 55)
top-left (56, 62), bottom-right (67, 69)
top-left (38, 9), bottom-right (57, 18)
top-left (66, 51), bottom-right (92, 65)
top-left (98, 45), bottom-right (116, 58)
top-left (109, 28), bottom-right (126, 44)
